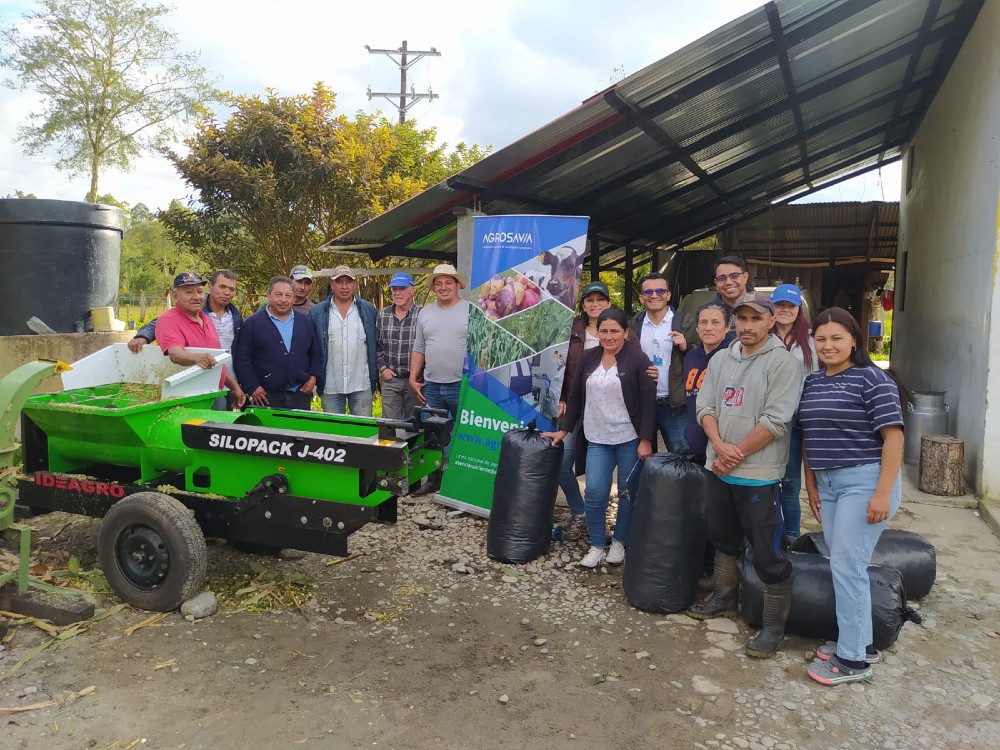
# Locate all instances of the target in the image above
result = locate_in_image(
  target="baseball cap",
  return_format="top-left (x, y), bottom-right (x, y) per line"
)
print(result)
top-left (733, 291), bottom-right (774, 314)
top-left (770, 284), bottom-right (803, 306)
top-left (173, 272), bottom-right (207, 288)
top-left (388, 272), bottom-right (415, 288)
top-left (290, 265), bottom-right (313, 281)
top-left (330, 265), bottom-right (356, 280)
top-left (580, 281), bottom-right (610, 299)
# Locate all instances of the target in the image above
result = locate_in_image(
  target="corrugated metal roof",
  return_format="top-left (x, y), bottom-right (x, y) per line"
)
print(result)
top-left (720, 201), bottom-right (899, 263)
top-left (322, 0), bottom-right (982, 262)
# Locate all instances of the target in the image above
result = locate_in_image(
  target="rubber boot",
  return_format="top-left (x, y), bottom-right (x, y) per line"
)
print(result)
top-left (414, 469), bottom-right (442, 495)
top-left (745, 578), bottom-right (792, 658)
top-left (686, 552), bottom-right (739, 620)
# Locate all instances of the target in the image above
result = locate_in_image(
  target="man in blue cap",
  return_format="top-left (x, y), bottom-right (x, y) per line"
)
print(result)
top-left (376, 271), bottom-right (423, 420)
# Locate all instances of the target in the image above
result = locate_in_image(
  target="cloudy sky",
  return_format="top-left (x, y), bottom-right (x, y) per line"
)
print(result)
top-left (0, 0), bottom-right (900, 213)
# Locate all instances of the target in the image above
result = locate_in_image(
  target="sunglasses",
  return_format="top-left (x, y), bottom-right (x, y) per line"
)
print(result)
top-left (639, 287), bottom-right (668, 297)
top-left (715, 271), bottom-right (745, 283)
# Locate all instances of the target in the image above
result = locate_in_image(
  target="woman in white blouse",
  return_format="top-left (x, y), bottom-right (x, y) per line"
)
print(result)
top-left (544, 308), bottom-right (657, 568)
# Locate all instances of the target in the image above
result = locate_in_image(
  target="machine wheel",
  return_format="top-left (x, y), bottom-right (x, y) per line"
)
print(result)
top-left (98, 492), bottom-right (207, 612)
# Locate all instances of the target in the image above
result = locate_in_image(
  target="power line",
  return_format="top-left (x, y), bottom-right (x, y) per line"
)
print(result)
top-left (365, 40), bottom-right (441, 124)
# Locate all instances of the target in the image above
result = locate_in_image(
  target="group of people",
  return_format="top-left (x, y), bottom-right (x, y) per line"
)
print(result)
top-left (546, 256), bottom-right (904, 688)
top-left (129, 263), bottom-right (471, 491)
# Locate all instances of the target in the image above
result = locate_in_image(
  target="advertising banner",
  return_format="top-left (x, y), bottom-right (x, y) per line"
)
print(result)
top-left (437, 214), bottom-right (589, 516)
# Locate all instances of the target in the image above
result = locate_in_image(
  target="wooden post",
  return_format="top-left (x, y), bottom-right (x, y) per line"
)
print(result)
top-left (918, 434), bottom-right (964, 496)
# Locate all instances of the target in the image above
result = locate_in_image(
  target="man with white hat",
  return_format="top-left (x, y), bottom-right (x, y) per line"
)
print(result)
top-left (376, 271), bottom-right (422, 420)
top-left (290, 265), bottom-right (316, 314)
top-left (308, 265), bottom-right (378, 416)
top-left (409, 264), bottom-right (469, 493)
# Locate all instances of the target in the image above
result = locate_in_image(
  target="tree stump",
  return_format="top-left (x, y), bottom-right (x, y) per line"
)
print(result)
top-left (919, 434), bottom-right (964, 496)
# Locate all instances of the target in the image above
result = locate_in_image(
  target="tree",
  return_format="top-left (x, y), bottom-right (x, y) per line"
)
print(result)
top-left (0, 0), bottom-right (217, 202)
top-left (162, 83), bottom-right (490, 297)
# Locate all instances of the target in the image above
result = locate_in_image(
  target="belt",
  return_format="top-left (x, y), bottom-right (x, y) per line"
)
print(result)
top-left (656, 397), bottom-right (672, 404)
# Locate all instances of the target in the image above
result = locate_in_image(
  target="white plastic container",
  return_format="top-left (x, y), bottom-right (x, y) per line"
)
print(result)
top-left (60, 343), bottom-right (231, 401)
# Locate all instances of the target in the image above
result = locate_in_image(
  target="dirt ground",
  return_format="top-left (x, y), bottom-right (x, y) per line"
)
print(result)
top-left (2, 481), bottom-right (1000, 750)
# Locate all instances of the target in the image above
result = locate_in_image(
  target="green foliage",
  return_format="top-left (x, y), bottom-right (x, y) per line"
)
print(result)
top-left (0, 0), bottom-right (218, 201)
top-left (161, 83), bottom-right (490, 297)
top-left (497, 300), bottom-right (575, 353)
top-left (467, 307), bottom-right (533, 370)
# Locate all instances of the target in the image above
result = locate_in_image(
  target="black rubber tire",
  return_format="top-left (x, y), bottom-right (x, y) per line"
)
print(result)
top-left (98, 492), bottom-right (207, 612)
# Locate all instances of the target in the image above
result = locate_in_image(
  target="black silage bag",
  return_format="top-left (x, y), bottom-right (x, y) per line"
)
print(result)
top-left (790, 529), bottom-right (937, 599)
top-left (622, 452), bottom-right (716, 614)
top-left (486, 425), bottom-right (563, 564)
top-left (739, 549), bottom-right (919, 650)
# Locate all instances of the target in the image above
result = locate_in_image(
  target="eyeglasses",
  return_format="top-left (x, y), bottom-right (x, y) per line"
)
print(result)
top-left (714, 271), bottom-right (745, 283)
top-left (639, 288), bottom-right (668, 297)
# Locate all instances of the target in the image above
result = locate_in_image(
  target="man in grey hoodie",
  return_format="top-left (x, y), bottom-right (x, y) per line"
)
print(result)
top-left (688, 291), bottom-right (801, 658)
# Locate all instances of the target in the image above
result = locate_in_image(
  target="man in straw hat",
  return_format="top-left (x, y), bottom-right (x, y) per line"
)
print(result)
top-left (409, 264), bottom-right (470, 493)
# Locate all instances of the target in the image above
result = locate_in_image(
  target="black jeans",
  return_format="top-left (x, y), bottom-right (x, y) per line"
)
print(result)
top-left (707, 478), bottom-right (791, 585)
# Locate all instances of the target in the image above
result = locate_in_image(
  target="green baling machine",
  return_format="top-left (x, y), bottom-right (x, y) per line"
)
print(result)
top-left (2, 345), bottom-right (451, 611)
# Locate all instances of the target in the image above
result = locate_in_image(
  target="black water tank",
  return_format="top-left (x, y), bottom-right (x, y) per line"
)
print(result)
top-left (0, 199), bottom-right (124, 334)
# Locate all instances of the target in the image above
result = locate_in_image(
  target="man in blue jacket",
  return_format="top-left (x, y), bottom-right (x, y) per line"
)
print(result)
top-left (235, 276), bottom-right (322, 410)
top-left (309, 265), bottom-right (378, 416)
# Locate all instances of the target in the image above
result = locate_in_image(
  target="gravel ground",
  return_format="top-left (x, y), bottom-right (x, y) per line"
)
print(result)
top-left (1, 487), bottom-right (999, 749)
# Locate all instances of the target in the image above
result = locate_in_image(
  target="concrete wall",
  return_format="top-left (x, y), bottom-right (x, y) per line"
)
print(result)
top-left (0, 332), bottom-right (134, 394)
top-left (895, 0), bottom-right (1000, 494)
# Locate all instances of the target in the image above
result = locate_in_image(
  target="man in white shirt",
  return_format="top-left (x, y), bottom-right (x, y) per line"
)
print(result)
top-left (308, 265), bottom-right (378, 416)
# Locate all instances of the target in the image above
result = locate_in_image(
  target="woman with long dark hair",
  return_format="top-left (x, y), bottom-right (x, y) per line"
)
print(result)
top-left (544, 308), bottom-right (657, 568)
top-left (770, 284), bottom-right (817, 539)
top-left (555, 281), bottom-right (613, 542)
top-left (799, 307), bottom-right (904, 685)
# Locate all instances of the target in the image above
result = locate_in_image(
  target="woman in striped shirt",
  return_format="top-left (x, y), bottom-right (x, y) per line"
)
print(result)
top-left (799, 307), bottom-right (904, 686)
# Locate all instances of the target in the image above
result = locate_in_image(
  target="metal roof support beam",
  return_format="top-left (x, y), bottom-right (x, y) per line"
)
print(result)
top-left (903, 0), bottom-right (986, 143)
top-left (485, 0), bottom-right (891, 199)
top-left (670, 159), bottom-right (899, 251)
top-left (624, 246), bottom-right (636, 316)
top-left (879, 0), bottom-right (941, 161)
top-left (616, 121), bottom-right (901, 243)
top-left (368, 212), bottom-right (458, 260)
top-left (602, 89), bottom-right (726, 199)
top-left (591, 75), bottom-right (931, 237)
top-left (765, 1), bottom-right (811, 186)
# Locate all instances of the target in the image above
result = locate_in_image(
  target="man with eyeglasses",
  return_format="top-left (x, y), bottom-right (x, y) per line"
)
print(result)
top-left (630, 272), bottom-right (692, 452)
top-left (711, 256), bottom-right (754, 316)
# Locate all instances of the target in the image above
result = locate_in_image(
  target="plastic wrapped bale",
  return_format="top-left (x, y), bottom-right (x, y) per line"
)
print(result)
top-left (622, 453), bottom-right (716, 614)
top-left (486, 425), bottom-right (563, 564)
top-left (739, 549), bottom-right (920, 650)
top-left (790, 529), bottom-right (937, 599)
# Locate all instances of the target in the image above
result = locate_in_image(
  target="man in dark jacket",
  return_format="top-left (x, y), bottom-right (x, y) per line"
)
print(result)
top-left (630, 272), bottom-right (694, 452)
top-left (235, 276), bottom-right (322, 410)
top-left (309, 265), bottom-right (378, 416)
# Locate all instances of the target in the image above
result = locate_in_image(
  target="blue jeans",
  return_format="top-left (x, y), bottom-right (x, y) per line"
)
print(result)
top-left (814, 463), bottom-right (901, 662)
top-left (321, 390), bottom-right (373, 416)
top-left (655, 402), bottom-right (688, 453)
top-left (584, 439), bottom-right (641, 548)
top-left (780, 425), bottom-right (804, 538)
top-left (423, 380), bottom-right (461, 419)
top-left (558, 425), bottom-right (585, 516)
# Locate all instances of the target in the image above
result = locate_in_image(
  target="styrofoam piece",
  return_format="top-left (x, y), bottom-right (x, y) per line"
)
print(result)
top-left (60, 343), bottom-right (231, 400)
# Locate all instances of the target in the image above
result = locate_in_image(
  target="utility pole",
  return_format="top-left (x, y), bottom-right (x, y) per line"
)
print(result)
top-left (365, 40), bottom-right (441, 124)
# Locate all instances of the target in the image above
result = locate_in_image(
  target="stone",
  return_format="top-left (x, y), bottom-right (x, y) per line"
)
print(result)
top-left (970, 693), bottom-right (993, 708)
top-left (705, 618), bottom-right (739, 634)
top-left (635, 650), bottom-right (650, 660)
top-left (180, 592), bottom-right (217, 619)
top-left (693, 676), bottom-right (722, 695)
top-left (498, 694), bottom-right (509, 704)
top-left (244, 657), bottom-right (258, 666)
top-left (533, 638), bottom-right (547, 646)
top-left (279, 548), bottom-right (307, 560)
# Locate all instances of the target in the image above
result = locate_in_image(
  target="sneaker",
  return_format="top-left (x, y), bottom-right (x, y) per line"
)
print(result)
top-left (807, 655), bottom-right (873, 686)
top-left (564, 514), bottom-right (587, 542)
top-left (579, 547), bottom-right (607, 568)
top-left (814, 641), bottom-right (880, 664)
top-left (606, 540), bottom-right (626, 565)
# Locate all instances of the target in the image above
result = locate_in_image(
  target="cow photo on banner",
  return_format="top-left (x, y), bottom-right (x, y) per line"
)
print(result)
top-left (437, 215), bottom-right (589, 515)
